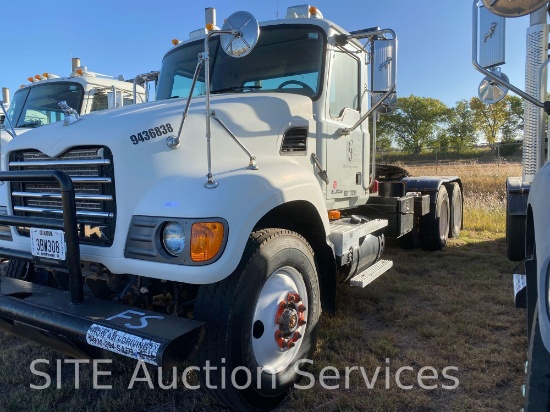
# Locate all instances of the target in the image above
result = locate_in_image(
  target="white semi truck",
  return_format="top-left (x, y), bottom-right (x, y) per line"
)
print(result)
top-left (0, 6), bottom-right (462, 410)
top-left (472, 0), bottom-right (550, 410)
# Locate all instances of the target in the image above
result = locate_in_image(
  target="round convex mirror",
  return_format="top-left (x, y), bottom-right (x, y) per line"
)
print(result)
top-left (482, 0), bottom-right (548, 17)
top-left (373, 92), bottom-right (398, 114)
top-left (220, 11), bottom-right (260, 58)
top-left (478, 71), bottom-right (509, 104)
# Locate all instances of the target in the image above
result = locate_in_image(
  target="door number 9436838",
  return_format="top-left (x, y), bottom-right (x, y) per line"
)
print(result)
top-left (130, 123), bottom-right (173, 145)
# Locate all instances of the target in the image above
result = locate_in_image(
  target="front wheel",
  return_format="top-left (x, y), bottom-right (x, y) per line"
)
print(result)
top-left (524, 302), bottom-right (550, 410)
top-left (193, 229), bottom-right (321, 411)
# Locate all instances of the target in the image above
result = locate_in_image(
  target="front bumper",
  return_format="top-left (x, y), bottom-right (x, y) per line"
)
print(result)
top-left (0, 277), bottom-right (203, 365)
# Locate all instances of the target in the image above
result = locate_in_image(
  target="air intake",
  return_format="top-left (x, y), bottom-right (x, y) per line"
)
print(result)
top-left (281, 127), bottom-right (308, 155)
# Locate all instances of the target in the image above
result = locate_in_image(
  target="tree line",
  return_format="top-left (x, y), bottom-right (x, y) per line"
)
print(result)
top-left (376, 95), bottom-right (524, 154)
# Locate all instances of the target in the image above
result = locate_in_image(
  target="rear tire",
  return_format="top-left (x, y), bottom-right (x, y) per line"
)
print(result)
top-left (399, 217), bottom-right (420, 249)
top-left (420, 185), bottom-right (450, 251)
top-left (447, 182), bottom-right (462, 239)
top-left (193, 229), bottom-right (321, 411)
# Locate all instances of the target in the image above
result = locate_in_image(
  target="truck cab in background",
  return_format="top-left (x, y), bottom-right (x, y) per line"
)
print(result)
top-left (0, 57), bottom-right (148, 142)
top-left (473, 1), bottom-right (550, 410)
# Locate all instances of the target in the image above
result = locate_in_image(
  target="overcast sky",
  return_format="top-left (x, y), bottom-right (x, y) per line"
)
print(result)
top-left (0, 0), bottom-right (533, 107)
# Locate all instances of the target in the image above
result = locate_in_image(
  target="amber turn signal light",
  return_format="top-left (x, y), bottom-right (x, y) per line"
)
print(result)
top-left (191, 222), bottom-right (224, 262)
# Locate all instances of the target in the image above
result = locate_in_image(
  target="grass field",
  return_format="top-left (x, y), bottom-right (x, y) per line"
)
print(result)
top-left (0, 161), bottom-right (527, 412)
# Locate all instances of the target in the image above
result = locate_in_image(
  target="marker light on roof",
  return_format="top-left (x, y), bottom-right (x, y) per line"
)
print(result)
top-left (34, 75), bottom-right (43, 80)
top-left (206, 23), bottom-right (214, 31)
top-left (27, 77), bottom-right (34, 83)
top-left (286, 5), bottom-right (323, 19)
top-left (172, 39), bottom-right (180, 45)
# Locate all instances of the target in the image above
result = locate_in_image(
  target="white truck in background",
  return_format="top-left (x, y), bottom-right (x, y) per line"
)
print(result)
top-left (472, 1), bottom-right (550, 410)
top-left (0, 6), bottom-right (462, 411)
top-left (0, 57), bottom-right (149, 142)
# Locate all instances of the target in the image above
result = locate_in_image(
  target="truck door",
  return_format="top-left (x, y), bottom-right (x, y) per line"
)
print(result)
top-left (325, 45), bottom-right (366, 202)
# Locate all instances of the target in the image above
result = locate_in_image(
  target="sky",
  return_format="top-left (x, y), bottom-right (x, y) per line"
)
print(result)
top-left (0, 0), bottom-right (533, 108)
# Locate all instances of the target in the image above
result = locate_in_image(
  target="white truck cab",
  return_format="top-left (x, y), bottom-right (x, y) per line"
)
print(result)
top-left (0, 6), bottom-right (461, 411)
top-left (1, 58), bottom-right (147, 140)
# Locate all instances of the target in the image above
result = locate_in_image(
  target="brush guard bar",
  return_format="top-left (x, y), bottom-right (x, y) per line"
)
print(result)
top-left (0, 171), bottom-right (203, 365)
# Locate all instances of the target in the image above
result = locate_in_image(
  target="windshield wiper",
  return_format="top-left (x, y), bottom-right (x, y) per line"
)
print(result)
top-left (211, 86), bottom-right (262, 94)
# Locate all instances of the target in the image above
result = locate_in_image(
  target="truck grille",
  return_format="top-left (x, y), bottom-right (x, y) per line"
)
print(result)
top-left (9, 146), bottom-right (116, 246)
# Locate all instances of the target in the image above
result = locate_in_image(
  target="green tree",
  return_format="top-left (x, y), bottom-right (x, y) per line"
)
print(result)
top-left (377, 95), bottom-right (449, 154)
top-left (470, 95), bottom-right (522, 149)
top-left (446, 99), bottom-right (477, 153)
top-left (501, 95), bottom-right (523, 142)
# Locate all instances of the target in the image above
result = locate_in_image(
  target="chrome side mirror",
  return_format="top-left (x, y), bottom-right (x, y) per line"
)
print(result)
top-left (371, 37), bottom-right (396, 93)
top-left (482, 0), bottom-right (548, 17)
top-left (220, 11), bottom-right (260, 58)
top-left (478, 69), bottom-right (509, 103)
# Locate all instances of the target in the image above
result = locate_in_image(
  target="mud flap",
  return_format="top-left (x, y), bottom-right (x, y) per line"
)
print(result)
top-left (0, 277), bottom-right (203, 366)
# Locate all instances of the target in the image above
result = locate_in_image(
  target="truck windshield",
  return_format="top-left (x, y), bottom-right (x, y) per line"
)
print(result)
top-left (6, 82), bottom-right (84, 128)
top-left (156, 25), bottom-right (325, 100)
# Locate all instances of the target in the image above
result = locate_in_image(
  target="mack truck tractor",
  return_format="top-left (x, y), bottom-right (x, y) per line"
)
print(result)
top-left (473, 0), bottom-right (550, 410)
top-left (0, 6), bottom-right (462, 410)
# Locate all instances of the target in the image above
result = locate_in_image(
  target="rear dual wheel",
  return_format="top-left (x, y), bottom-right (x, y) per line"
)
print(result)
top-left (193, 229), bottom-right (320, 411)
top-left (420, 185), bottom-right (450, 251)
top-left (447, 182), bottom-right (462, 239)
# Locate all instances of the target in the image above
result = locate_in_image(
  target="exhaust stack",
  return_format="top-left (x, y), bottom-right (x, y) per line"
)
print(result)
top-left (205, 7), bottom-right (216, 28)
top-left (71, 57), bottom-right (81, 72)
top-left (1, 88), bottom-right (9, 107)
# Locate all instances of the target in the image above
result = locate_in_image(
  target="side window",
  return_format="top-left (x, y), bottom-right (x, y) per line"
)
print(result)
top-left (91, 93), bottom-right (108, 112)
top-left (329, 49), bottom-right (360, 118)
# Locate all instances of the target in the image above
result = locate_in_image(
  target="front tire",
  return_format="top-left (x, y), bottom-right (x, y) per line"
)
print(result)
top-left (524, 302), bottom-right (550, 411)
top-left (193, 229), bottom-right (321, 411)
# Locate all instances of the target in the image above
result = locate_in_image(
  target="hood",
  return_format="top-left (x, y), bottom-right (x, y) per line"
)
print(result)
top-left (5, 92), bottom-right (314, 162)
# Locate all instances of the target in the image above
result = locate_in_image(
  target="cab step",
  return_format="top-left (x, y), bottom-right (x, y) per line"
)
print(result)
top-left (350, 259), bottom-right (393, 287)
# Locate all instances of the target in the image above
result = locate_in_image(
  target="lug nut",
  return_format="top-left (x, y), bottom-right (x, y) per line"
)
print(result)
top-left (293, 332), bottom-right (302, 341)
top-left (287, 341), bottom-right (295, 349)
top-left (298, 305), bottom-right (306, 312)
top-left (298, 319), bottom-right (306, 326)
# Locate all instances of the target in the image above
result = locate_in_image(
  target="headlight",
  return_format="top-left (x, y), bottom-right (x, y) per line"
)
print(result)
top-left (162, 222), bottom-right (185, 257)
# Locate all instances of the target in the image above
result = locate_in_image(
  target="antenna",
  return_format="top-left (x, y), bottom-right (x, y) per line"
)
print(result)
top-left (277, 0), bottom-right (279, 18)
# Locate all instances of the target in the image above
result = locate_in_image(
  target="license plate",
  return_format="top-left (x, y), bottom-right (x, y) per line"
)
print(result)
top-left (30, 228), bottom-right (66, 260)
